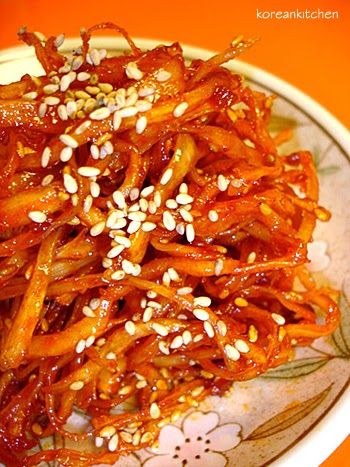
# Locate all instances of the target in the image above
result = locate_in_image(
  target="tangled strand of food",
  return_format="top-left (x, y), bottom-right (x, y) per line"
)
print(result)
top-left (0, 23), bottom-right (339, 466)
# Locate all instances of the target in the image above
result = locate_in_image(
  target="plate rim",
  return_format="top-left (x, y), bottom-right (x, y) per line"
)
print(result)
top-left (0, 36), bottom-right (349, 467)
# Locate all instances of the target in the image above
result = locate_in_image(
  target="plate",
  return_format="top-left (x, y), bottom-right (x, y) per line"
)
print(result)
top-left (0, 38), bottom-right (349, 467)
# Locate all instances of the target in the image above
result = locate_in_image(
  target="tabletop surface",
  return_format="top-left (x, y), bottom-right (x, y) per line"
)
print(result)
top-left (0, 0), bottom-right (349, 465)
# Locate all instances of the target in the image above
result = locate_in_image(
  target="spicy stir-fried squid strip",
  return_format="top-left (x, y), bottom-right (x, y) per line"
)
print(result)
top-left (0, 24), bottom-right (339, 466)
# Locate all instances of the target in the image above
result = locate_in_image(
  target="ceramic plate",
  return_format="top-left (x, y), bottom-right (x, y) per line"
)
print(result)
top-left (0, 37), bottom-right (349, 467)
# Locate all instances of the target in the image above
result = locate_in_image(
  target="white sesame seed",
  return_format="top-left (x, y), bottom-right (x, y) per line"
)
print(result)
top-left (176, 193), bottom-right (193, 205)
top-left (41, 146), bottom-right (51, 168)
top-left (106, 351), bottom-right (116, 360)
top-left (43, 83), bottom-right (59, 94)
top-left (75, 120), bottom-right (92, 135)
top-left (154, 191), bottom-right (161, 207)
top-left (69, 381), bottom-right (84, 391)
top-left (247, 251), bottom-right (257, 263)
top-left (125, 320), bottom-right (136, 335)
top-left (135, 100), bottom-right (152, 112)
top-left (148, 201), bottom-right (157, 214)
top-left (214, 258), bottom-right (224, 276)
top-left (90, 221), bottom-right (105, 237)
top-left (57, 104), bottom-right (68, 121)
top-left (170, 335), bottom-right (183, 349)
top-left (128, 202), bottom-right (140, 212)
top-left (141, 185), bottom-right (155, 198)
top-left (271, 313), bottom-right (286, 325)
top-left (72, 55), bottom-right (83, 71)
top-left (204, 321), bottom-right (215, 338)
top-left (185, 224), bottom-right (195, 243)
top-left (100, 426), bottom-right (117, 438)
top-left (193, 334), bottom-right (204, 343)
top-left (90, 181), bottom-right (100, 198)
top-left (208, 210), bottom-right (219, 222)
top-left (159, 341), bottom-right (170, 355)
top-left (28, 211), bottom-right (47, 223)
top-left (125, 92), bottom-right (138, 107)
top-left (119, 106), bottom-right (138, 118)
top-left (160, 168), bottom-right (173, 186)
top-left (75, 339), bottom-right (86, 354)
top-left (173, 101), bottom-right (188, 118)
top-left (193, 308), bottom-right (209, 321)
top-left (77, 166), bottom-right (101, 177)
top-left (127, 220), bottom-right (141, 234)
top-left (125, 62), bottom-right (143, 81)
top-left (77, 71), bottom-right (91, 81)
top-left (66, 100), bottom-right (77, 117)
top-left (135, 115), bottom-right (147, 134)
top-left (217, 174), bottom-right (229, 191)
top-left (59, 74), bottom-right (71, 92)
top-left (23, 91), bottom-right (38, 100)
top-left (118, 385), bottom-right (132, 395)
top-left (143, 307), bottom-right (154, 322)
top-left (90, 107), bottom-right (111, 121)
top-left (162, 271), bottom-right (170, 286)
top-left (90, 144), bottom-right (100, 159)
top-left (63, 173), bottom-right (78, 194)
top-left (60, 146), bottom-right (73, 162)
top-left (59, 134), bottom-right (78, 149)
top-left (128, 211), bottom-right (147, 222)
top-left (168, 268), bottom-right (179, 281)
top-left (129, 187), bottom-right (139, 201)
top-left (95, 436), bottom-right (104, 448)
top-left (138, 87), bottom-right (155, 97)
top-left (165, 199), bottom-right (178, 209)
top-left (150, 402), bottom-right (161, 419)
top-left (112, 191), bottom-right (126, 209)
top-left (108, 434), bottom-right (119, 452)
top-left (44, 96), bottom-right (60, 106)
top-left (107, 244), bottom-right (125, 259)
top-left (217, 320), bottom-right (227, 336)
top-left (122, 259), bottom-right (136, 275)
top-left (176, 223), bottom-right (185, 235)
top-left (163, 211), bottom-right (176, 231)
top-left (82, 306), bottom-right (96, 318)
top-left (182, 330), bottom-right (192, 345)
top-left (111, 270), bottom-right (126, 281)
top-left (225, 344), bottom-right (240, 361)
top-left (155, 69), bottom-right (172, 82)
top-left (141, 222), bottom-right (157, 232)
top-left (41, 174), bottom-right (54, 186)
top-left (110, 218), bottom-right (127, 230)
top-left (177, 287), bottom-right (193, 295)
top-left (234, 339), bottom-right (250, 353)
top-left (54, 33), bottom-right (65, 48)
top-left (89, 48), bottom-right (101, 66)
top-left (152, 323), bottom-right (168, 337)
top-left (113, 235), bottom-right (131, 248)
top-left (85, 335), bottom-right (95, 348)
top-left (38, 102), bottom-right (47, 118)
top-left (194, 296), bottom-right (211, 307)
top-left (179, 208), bottom-right (193, 223)
top-left (99, 49), bottom-right (107, 60)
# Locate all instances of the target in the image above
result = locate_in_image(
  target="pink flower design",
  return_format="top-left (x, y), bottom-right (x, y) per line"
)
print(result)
top-left (143, 411), bottom-right (242, 466)
top-left (307, 240), bottom-right (330, 272)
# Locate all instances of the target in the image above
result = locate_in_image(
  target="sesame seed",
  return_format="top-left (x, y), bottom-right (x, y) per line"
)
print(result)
top-left (179, 208), bottom-right (193, 223)
top-left (152, 323), bottom-right (168, 337)
top-left (156, 69), bottom-right (172, 82)
top-left (135, 115), bottom-right (147, 134)
top-left (165, 199), bottom-right (178, 209)
top-left (234, 297), bottom-right (248, 307)
top-left (85, 335), bottom-right (95, 347)
top-left (194, 296), bottom-right (211, 307)
top-left (163, 211), bottom-right (176, 231)
top-left (106, 211), bottom-right (124, 228)
top-left (217, 174), bottom-right (229, 191)
top-left (125, 91), bottom-right (138, 107)
top-left (106, 351), bottom-right (116, 360)
top-left (125, 320), bottom-right (136, 335)
top-left (193, 334), bottom-right (204, 342)
top-left (260, 203), bottom-right (273, 216)
top-left (69, 381), bottom-right (84, 391)
top-left (121, 259), bottom-right (135, 274)
top-left (63, 173), bottom-right (78, 194)
top-left (59, 134), bottom-right (78, 148)
top-left (173, 101), bottom-right (188, 118)
top-left (120, 432), bottom-right (133, 443)
top-left (176, 193), bottom-right (193, 205)
top-left (129, 187), bottom-right (139, 201)
top-left (90, 107), bottom-right (111, 121)
top-left (41, 174), bottom-right (54, 186)
top-left (119, 106), bottom-right (138, 118)
top-left (150, 402), bottom-right (161, 419)
top-left (167, 268), bottom-right (179, 281)
top-left (111, 270), bottom-right (126, 281)
top-left (204, 321), bottom-right (215, 338)
top-left (158, 341), bottom-right (170, 355)
top-left (138, 87), bottom-right (155, 97)
top-left (90, 144), bottom-right (100, 159)
top-left (59, 74), bottom-right (71, 92)
top-left (90, 181), bottom-right (100, 198)
top-left (136, 100), bottom-right (152, 112)
top-left (154, 191), bottom-right (161, 207)
top-left (41, 146), bottom-right (51, 168)
top-left (247, 251), bottom-right (257, 263)
top-left (177, 287), bottom-right (193, 295)
top-left (139, 198), bottom-right (149, 212)
top-left (128, 202), bottom-right (140, 212)
top-left (71, 55), bottom-right (83, 71)
top-left (126, 62), bottom-right (143, 81)
top-left (75, 339), bottom-right (86, 354)
top-left (28, 211), bottom-right (47, 223)
top-left (176, 223), bottom-right (185, 235)
top-left (208, 210), bottom-right (219, 222)
top-left (141, 185), bottom-right (155, 198)
top-left (160, 168), bottom-right (173, 186)
top-left (57, 104), bottom-right (68, 121)
top-left (148, 201), bottom-right (157, 214)
top-left (44, 96), bottom-right (60, 106)
top-left (128, 211), bottom-right (147, 222)
top-left (224, 344), bottom-right (240, 361)
top-left (107, 244), bottom-right (125, 259)
top-left (185, 224), bottom-right (195, 243)
top-left (162, 271), bottom-right (170, 286)
top-left (23, 91), bottom-right (38, 100)
top-left (118, 385), bottom-right (132, 395)
top-left (143, 307), bottom-right (154, 322)
top-left (193, 309), bottom-right (209, 321)
top-left (43, 83), bottom-right (59, 94)
top-left (88, 48), bottom-right (101, 66)
top-left (182, 330), bottom-right (192, 345)
top-left (113, 235), bottom-right (131, 248)
top-left (235, 339), bottom-right (250, 353)
top-left (108, 434), bottom-right (119, 452)
top-left (75, 120), bottom-right (92, 135)
top-left (100, 426), bottom-right (117, 438)
top-left (214, 258), bottom-right (224, 276)
top-left (217, 320), bottom-right (227, 336)
top-left (82, 306), bottom-right (95, 318)
top-left (77, 71), bottom-right (91, 81)
top-left (191, 386), bottom-right (204, 397)
top-left (38, 102), bottom-right (47, 118)
top-left (54, 33), bottom-right (65, 48)
top-left (170, 335), bottom-right (183, 349)
top-left (110, 218), bottom-right (127, 230)
top-left (127, 220), bottom-right (141, 234)
top-left (271, 313), bottom-right (286, 325)
top-left (90, 221), bottom-right (105, 237)
top-left (77, 166), bottom-right (101, 177)
top-left (112, 191), bottom-right (126, 209)
top-left (95, 437), bottom-right (104, 448)
top-left (60, 146), bottom-right (73, 162)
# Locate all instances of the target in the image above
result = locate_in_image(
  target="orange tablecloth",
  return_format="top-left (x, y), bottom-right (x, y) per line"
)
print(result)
top-left (0, 0), bottom-right (348, 464)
